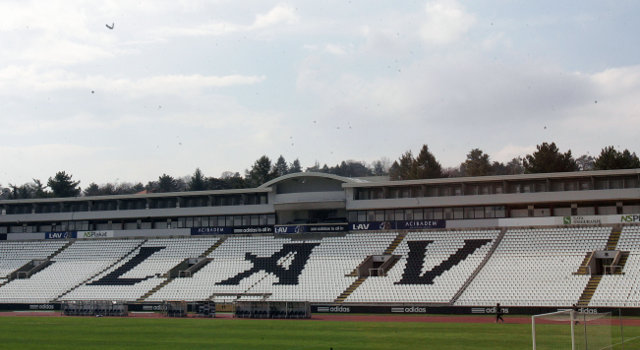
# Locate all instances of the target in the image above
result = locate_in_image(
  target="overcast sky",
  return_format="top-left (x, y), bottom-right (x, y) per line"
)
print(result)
top-left (1, 0), bottom-right (639, 186)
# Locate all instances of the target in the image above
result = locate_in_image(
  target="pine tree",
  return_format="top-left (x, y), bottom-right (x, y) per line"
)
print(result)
top-left (289, 159), bottom-right (302, 174)
top-left (272, 155), bottom-right (289, 178)
top-left (593, 146), bottom-right (640, 170)
top-left (414, 145), bottom-right (443, 179)
top-left (523, 142), bottom-right (578, 173)
top-left (246, 156), bottom-right (274, 187)
top-left (47, 171), bottom-right (80, 197)
top-left (188, 168), bottom-right (208, 191)
top-left (460, 149), bottom-right (492, 176)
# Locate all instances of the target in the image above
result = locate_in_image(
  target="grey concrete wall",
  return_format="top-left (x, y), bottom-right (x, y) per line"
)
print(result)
top-left (345, 188), bottom-right (640, 210)
top-left (0, 204), bottom-right (275, 223)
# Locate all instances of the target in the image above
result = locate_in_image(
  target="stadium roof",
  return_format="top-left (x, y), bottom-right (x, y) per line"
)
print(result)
top-left (342, 168), bottom-right (640, 188)
top-left (258, 172), bottom-right (368, 189)
top-left (0, 168), bottom-right (637, 204)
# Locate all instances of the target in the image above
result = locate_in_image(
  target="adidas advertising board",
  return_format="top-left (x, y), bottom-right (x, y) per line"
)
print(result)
top-left (472, 307), bottom-right (510, 314)
top-left (316, 306), bottom-right (351, 313)
top-left (29, 304), bottom-right (55, 310)
top-left (391, 306), bottom-right (427, 313)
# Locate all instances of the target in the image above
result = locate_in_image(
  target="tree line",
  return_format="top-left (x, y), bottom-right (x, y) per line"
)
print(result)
top-left (1, 143), bottom-right (638, 199)
top-left (389, 143), bottom-right (639, 180)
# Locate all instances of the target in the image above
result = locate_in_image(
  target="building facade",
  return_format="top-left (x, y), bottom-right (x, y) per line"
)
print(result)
top-left (0, 169), bottom-right (638, 240)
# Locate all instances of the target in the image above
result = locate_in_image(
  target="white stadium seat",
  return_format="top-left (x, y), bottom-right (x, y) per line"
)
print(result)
top-left (0, 225), bottom-right (638, 307)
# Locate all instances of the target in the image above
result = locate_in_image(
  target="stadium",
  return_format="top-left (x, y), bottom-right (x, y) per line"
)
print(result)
top-left (1, 168), bottom-right (640, 349)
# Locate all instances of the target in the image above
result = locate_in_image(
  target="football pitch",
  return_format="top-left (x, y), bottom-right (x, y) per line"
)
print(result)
top-left (1, 315), bottom-right (639, 349)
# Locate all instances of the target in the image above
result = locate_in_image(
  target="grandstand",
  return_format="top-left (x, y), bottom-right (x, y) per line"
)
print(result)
top-left (0, 169), bottom-right (639, 315)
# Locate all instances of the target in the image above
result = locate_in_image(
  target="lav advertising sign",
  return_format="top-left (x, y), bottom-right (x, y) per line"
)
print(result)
top-left (274, 224), bottom-right (349, 234)
top-left (191, 226), bottom-right (273, 235)
top-left (45, 231), bottom-right (76, 239)
top-left (350, 220), bottom-right (446, 231)
top-left (274, 225), bottom-right (306, 234)
top-left (349, 222), bottom-right (392, 231)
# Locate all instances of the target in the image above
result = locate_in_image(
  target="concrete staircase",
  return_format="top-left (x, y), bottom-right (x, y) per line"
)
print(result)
top-left (384, 231), bottom-right (407, 255)
top-left (334, 276), bottom-right (367, 303)
top-left (612, 251), bottom-right (629, 275)
top-left (48, 240), bottom-right (75, 259)
top-left (346, 231), bottom-right (406, 277)
top-left (199, 237), bottom-right (226, 258)
top-left (606, 226), bottom-right (622, 250)
top-left (577, 275), bottom-right (602, 307)
top-left (575, 252), bottom-right (595, 275)
top-left (137, 277), bottom-right (175, 302)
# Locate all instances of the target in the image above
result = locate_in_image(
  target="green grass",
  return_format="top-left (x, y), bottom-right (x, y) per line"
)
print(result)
top-left (0, 316), bottom-right (639, 350)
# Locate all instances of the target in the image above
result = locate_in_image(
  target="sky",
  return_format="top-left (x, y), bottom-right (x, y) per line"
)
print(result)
top-left (1, 0), bottom-right (639, 186)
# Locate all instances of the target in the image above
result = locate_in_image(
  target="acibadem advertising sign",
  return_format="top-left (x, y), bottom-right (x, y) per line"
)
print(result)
top-left (350, 220), bottom-right (445, 231)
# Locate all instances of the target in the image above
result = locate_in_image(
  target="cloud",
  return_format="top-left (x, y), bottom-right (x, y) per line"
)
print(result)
top-left (493, 144), bottom-right (536, 163)
top-left (125, 74), bottom-right (266, 95)
top-left (251, 4), bottom-right (299, 29)
top-left (18, 38), bottom-right (115, 66)
top-left (324, 44), bottom-right (348, 56)
top-left (0, 143), bottom-right (102, 158)
top-left (0, 144), bottom-right (109, 184)
top-left (1, 2), bottom-right (300, 71)
top-left (0, 66), bottom-right (265, 95)
top-left (420, 0), bottom-right (475, 45)
top-left (551, 65), bottom-right (640, 152)
top-left (298, 52), bottom-right (595, 124)
top-left (150, 3), bottom-right (299, 39)
top-left (0, 1), bottom-right (125, 67)
top-left (591, 65), bottom-right (640, 93)
top-left (1, 1), bottom-right (639, 185)
top-left (151, 21), bottom-right (239, 38)
top-left (296, 47), bottom-right (640, 165)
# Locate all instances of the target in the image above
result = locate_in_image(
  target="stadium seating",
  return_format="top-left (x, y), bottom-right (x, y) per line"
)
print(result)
top-left (1, 225), bottom-right (639, 308)
top-left (346, 230), bottom-right (499, 303)
top-left (148, 233), bottom-right (395, 303)
top-left (590, 226), bottom-right (640, 307)
top-left (0, 239), bottom-right (143, 303)
top-left (60, 237), bottom-right (219, 301)
top-left (455, 227), bottom-right (611, 307)
top-left (0, 240), bottom-right (68, 279)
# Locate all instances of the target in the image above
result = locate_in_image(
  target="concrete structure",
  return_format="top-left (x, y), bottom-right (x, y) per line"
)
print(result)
top-left (0, 169), bottom-right (638, 240)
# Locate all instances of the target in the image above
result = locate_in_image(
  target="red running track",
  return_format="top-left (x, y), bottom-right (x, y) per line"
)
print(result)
top-left (2, 311), bottom-right (640, 326)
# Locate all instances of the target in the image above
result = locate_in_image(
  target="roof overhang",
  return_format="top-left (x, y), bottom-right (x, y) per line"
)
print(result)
top-left (258, 172), bottom-right (367, 189)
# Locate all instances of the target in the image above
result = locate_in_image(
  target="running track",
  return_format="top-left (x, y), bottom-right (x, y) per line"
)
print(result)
top-left (2, 311), bottom-right (640, 326)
